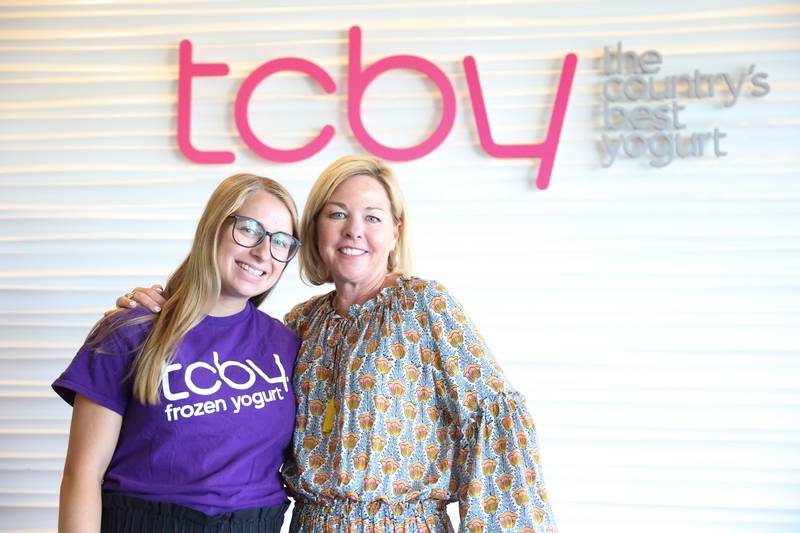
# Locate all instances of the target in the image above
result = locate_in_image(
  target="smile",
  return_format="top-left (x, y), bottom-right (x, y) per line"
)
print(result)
top-left (237, 261), bottom-right (265, 276)
top-left (338, 247), bottom-right (367, 256)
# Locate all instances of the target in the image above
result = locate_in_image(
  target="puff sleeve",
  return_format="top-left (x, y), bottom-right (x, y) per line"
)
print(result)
top-left (422, 282), bottom-right (557, 533)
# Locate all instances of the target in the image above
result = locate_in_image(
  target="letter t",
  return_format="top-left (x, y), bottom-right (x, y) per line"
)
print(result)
top-left (177, 40), bottom-right (235, 163)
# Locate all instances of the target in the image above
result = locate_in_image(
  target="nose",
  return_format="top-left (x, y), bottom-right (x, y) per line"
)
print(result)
top-left (250, 236), bottom-right (272, 262)
top-left (344, 216), bottom-right (363, 239)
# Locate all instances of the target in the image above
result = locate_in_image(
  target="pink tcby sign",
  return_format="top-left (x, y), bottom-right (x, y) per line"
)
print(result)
top-left (177, 26), bottom-right (577, 190)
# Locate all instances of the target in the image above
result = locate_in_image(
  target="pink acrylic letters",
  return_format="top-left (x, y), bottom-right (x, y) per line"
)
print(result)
top-left (347, 26), bottom-right (456, 161)
top-left (463, 54), bottom-right (577, 190)
top-left (235, 58), bottom-right (336, 163)
top-left (177, 40), bottom-right (234, 164)
top-left (177, 27), bottom-right (577, 190)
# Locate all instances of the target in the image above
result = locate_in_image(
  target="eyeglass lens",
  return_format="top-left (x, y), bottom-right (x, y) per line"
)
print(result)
top-left (232, 216), bottom-right (298, 262)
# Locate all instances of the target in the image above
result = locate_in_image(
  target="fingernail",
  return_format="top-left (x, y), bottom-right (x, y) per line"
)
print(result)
top-left (130, 302), bottom-right (137, 307)
top-left (153, 306), bottom-right (161, 313)
top-left (155, 287), bottom-right (163, 293)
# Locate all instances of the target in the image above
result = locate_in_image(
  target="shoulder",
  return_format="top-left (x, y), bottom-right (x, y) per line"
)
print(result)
top-left (283, 291), bottom-right (333, 332)
top-left (378, 277), bottom-right (466, 324)
top-left (52, 309), bottom-right (150, 411)
top-left (91, 307), bottom-right (155, 354)
top-left (398, 276), bottom-right (449, 294)
top-left (394, 276), bottom-right (454, 306)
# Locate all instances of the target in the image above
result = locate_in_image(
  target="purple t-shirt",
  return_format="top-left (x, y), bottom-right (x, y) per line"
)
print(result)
top-left (52, 302), bottom-right (299, 516)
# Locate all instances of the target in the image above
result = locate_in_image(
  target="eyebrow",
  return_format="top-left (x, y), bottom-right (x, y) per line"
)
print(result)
top-left (325, 201), bottom-right (385, 212)
top-left (235, 215), bottom-right (291, 235)
top-left (240, 216), bottom-right (262, 224)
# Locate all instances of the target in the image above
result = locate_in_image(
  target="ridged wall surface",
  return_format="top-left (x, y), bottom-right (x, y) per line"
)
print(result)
top-left (1, 1), bottom-right (799, 531)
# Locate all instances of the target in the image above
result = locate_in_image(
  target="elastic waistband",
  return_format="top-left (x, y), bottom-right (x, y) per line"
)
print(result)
top-left (293, 497), bottom-right (448, 520)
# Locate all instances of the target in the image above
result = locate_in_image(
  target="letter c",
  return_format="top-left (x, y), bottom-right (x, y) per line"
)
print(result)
top-left (235, 58), bottom-right (336, 162)
top-left (185, 361), bottom-right (222, 396)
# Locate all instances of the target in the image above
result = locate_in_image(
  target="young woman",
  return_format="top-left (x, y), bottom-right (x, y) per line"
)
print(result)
top-left (53, 174), bottom-right (302, 532)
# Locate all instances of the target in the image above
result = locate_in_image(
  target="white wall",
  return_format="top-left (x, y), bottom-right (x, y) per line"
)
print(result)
top-left (1, 0), bottom-right (799, 531)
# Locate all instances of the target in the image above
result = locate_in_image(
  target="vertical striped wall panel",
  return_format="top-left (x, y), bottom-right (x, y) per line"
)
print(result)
top-left (1, 1), bottom-right (799, 531)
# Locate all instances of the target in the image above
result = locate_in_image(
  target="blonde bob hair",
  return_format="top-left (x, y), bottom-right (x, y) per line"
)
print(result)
top-left (299, 155), bottom-right (411, 285)
top-left (95, 174), bottom-right (299, 404)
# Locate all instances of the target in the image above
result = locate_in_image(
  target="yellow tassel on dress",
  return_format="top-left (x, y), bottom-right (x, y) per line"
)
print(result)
top-left (322, 398), bottom-right (335, 434)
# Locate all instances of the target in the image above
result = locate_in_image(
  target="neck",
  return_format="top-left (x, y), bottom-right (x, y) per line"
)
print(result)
top-left (208, 297), bottom-right (247, 317)
top-left (333, 271), bottom-right (397, 315)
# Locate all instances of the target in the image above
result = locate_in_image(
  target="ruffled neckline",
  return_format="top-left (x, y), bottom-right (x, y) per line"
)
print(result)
top-left (325, 276), bottom-right (412, 319)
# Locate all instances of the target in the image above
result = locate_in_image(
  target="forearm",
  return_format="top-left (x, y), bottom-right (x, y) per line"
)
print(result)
top-left (59, 471), bottom-right (102, 533)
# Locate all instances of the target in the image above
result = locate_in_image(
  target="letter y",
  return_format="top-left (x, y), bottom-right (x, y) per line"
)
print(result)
top-left (463, 53), bottom-right (577, 190)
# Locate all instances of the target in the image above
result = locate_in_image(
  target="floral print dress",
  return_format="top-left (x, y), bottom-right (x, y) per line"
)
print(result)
top-left (283, 277), bottom-right (556, 533)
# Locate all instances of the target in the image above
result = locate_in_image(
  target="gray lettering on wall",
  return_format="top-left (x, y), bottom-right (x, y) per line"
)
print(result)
top-left (599, 42), bottom-right (770, 168)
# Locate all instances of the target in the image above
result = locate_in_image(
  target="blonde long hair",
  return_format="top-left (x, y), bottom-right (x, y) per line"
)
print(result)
top-left (95, 174), bottom-right (299, 404)
top-left (298, 155), bottom-right (412, 285)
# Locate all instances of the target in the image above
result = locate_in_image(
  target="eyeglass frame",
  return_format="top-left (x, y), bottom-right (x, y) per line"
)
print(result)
top-left (227, 215), bottom-right (301, 263)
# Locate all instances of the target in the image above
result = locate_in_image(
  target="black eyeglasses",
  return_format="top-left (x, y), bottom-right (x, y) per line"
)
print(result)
top-left (228, 215), bottom-right (301, 263)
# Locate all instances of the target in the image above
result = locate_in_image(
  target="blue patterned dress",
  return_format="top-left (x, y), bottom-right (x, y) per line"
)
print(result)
top-left (283, 277), bottom-right (556, 533)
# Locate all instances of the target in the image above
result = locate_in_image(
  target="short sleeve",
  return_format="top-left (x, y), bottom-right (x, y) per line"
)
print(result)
top-left (422, 282), bottom-right (557, 532)
top-left (52, 316), bottom-right (146, 416)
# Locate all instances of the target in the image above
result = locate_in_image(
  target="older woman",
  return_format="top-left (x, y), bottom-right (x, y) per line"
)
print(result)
top-left (121, 156), bottom-right (556, 532)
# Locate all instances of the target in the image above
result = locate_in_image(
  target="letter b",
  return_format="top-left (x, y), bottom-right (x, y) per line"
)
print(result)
top-left (213, 351), bottom-right (255, 390)
top-left (348, 26), bottom-right (456, 161)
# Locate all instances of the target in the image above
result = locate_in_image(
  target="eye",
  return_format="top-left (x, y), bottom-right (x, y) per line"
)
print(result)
top-left (328, 211), bottom-right (346, 220)
top-left (234, 217), bottom-right (264, 236)
top-left (239, 223), bottom-right (260, 236)
top-left (365, 215), bottom-right (381, 223)
top-left (272, 233), bottom-right (292, 249)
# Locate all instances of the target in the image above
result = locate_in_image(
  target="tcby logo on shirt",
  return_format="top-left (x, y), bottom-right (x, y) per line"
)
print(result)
top-left (161, 351), bottom-right (289, 422)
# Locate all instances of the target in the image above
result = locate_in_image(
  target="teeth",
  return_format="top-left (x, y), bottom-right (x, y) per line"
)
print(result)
top-left (237, 262), bottom-right (264, 276)
top-left (340, 247), bottom-right (366, 256)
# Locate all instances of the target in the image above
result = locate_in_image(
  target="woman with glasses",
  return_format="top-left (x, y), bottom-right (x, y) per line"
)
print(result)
top-left (120, 156), bottom-right (557, 532)
top-left (53, 174), bottom-right (302, 533)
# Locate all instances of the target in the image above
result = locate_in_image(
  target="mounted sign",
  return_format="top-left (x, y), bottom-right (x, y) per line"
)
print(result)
top-left (177, 26), bottom-right (578, 190)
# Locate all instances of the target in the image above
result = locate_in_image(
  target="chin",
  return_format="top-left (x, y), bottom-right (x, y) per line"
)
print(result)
top-left (331, 264), bottom-right (362, 280)
top-left (227, 277), bottom-right (270, 301)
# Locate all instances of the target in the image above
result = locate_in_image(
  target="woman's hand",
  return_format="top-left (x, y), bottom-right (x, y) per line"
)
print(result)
top-left (114, 285), bottom-right (166, 313)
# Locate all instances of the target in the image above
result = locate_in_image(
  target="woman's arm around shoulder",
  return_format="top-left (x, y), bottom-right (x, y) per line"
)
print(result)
top-left (59, 394), bottom-right (122, 533)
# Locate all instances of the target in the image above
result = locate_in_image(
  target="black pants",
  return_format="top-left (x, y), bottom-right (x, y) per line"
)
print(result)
top-left (101, 492), bottom-right (289, 533)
